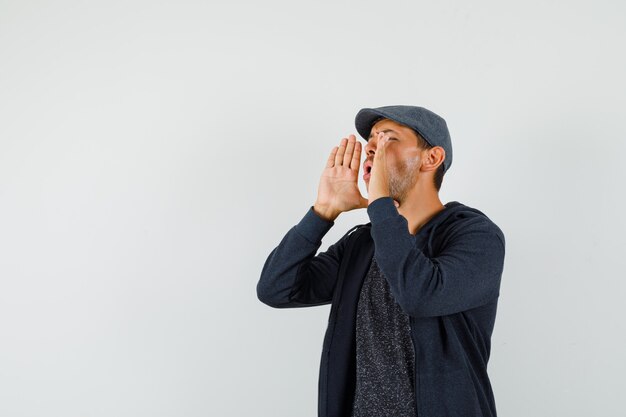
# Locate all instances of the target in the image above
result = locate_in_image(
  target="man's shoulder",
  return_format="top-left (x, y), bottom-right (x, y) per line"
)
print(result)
top-left (440, 201), bottom-right (505, 247)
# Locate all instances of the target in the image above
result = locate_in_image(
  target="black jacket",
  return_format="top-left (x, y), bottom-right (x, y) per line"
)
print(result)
top-left (257, 197), bottom-right (506, 417)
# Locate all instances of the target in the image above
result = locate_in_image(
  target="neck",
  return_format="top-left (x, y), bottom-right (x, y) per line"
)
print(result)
top-left (397, 187), bottom-right (446, 236)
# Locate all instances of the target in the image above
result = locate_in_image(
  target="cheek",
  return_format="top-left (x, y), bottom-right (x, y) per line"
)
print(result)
top-left (404, 154), bottom-right (422, 173)
top-left (385, 151), bottom-right (403, 167)
top-left (395, 152), bottom-right (421, 172)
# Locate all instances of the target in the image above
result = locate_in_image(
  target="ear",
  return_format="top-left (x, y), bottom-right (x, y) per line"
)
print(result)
top-left (423, 147), bottom-right (446, 172)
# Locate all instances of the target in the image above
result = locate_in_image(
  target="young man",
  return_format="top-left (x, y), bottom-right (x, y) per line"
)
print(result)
top-left (257, 105), bottom-right (506, 417)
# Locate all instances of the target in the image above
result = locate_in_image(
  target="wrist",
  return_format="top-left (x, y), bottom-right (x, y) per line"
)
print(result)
top-left (313, 203), bottom-right (339, 222)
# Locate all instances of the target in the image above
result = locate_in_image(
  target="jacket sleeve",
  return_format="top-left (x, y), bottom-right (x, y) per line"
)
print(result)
top-left (367, 197), bottom-right (506, 318)
top-left (256, 205), bottom-right (359, 308)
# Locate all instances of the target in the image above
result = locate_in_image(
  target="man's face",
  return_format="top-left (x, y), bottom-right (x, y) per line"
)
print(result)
top-left (363, 119), bottom-right (424, 203)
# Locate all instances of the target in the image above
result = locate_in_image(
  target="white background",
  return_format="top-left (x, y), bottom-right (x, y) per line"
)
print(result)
top-left (1, 0), bottom-right (625, 416)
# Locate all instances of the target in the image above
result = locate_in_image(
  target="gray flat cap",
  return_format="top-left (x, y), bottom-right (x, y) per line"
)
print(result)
top-left (355, 105), bottom-right (453, 174)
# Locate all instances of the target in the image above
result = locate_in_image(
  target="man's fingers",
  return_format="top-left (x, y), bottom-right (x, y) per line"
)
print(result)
top-left (343, 135), bottom-right (355, 167)
top-left (327, 135), bottom-right (362, 171)
top-left (374, 134), bottom-right (388, 162)
top-left (326, 145), bottom-right (338, 168)
top-left (334, 137), bottom-right (348, 167)
top-left (350, 140), bottom-right (362, 171)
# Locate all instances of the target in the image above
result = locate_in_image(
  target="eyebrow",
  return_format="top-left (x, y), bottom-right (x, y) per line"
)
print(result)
top-left (368, 128), bottom-right (399, 140)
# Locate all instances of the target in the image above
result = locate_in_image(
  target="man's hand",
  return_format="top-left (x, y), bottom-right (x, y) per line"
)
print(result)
top-left (313, 135), bottom-right (368, 221)
top-left (367, 132), bottom-right (392, 205)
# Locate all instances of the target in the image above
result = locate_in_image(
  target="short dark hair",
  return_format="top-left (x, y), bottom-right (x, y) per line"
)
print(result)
top-left (413, 131), bottom-right (445, 192)
top-left (370, 117), bottom-right (445, 192)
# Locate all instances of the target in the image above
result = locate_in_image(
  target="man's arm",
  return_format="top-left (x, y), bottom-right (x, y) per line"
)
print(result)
top-left (256, 205), bottom-right (359, 308)
top-left (257, 133), bottom-right (368, 308)
top-left (367, 197), bottom-right (506, 318)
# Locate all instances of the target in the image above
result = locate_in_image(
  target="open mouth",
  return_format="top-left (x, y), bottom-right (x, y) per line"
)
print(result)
top-left (363, 163), bottom-right (372, 181)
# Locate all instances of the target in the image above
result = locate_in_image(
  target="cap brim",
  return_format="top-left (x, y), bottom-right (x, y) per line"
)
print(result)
top-left (355, 108), bottom-right (393, 141)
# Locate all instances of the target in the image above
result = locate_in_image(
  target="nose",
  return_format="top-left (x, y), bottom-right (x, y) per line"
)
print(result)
top-left (365, 141), bottom-right (375, 156)
top-left (365, 132), bottom-right (385, 156)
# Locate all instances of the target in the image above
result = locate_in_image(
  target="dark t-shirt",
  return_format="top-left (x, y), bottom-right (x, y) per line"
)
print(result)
top-left (351, 256), bottom-right (417, 417)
